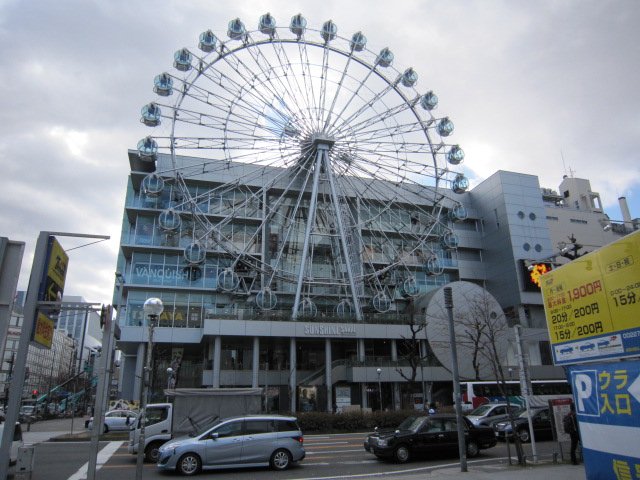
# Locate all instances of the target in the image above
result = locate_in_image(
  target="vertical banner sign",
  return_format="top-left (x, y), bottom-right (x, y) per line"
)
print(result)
top-left (568, 360), bottom-right (640, 480)
top-left (541, 230), bottom-right (640, 365)
top-left (32, 236), bottom-right (69, 348)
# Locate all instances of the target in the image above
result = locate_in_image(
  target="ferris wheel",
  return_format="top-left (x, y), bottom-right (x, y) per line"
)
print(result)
top-left (136, 13), bottom-right (469, 320)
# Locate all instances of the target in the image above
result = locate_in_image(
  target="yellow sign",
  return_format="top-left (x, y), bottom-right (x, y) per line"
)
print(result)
top-left (45, 237), bottom-right (68, 299)
top-left (33, 311), bottom-right (54, 348)
top-left (541, 230), bottom-right (640, 349)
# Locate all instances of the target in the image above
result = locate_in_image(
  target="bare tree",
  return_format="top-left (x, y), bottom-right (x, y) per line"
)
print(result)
top-left (455, 288), bottom-right (525, 465)
top-left (395, 301), bottom-right (431, 409)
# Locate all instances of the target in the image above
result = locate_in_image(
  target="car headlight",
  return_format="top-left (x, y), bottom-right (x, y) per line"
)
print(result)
top-left (161, 442), bottom-right (180, 452)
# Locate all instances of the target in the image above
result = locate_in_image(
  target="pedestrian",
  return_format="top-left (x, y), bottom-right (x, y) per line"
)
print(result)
top-left (563, 403), bottom-right (580, 465)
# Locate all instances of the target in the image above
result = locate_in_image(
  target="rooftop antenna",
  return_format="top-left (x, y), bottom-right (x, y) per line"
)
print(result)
top-left (561, 150), bottom-right (575, 178)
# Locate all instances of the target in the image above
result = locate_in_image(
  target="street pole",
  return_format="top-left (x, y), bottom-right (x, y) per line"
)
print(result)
top-left (376, 368), bottom-right (383, 411)
top-left (135, 298), bottom-right (163, 480)
top-left (515, 324), bottom-right (538, 463)
top-left (87, 305), bottom-right (114, 480)
top-left (166, 367), bottom-right (174, 403)
top-left (444, 286), bottom-right (467, 472)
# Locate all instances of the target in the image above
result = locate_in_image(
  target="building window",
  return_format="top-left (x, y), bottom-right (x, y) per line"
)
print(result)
top-left (529, 212), bottom-right (536, 221)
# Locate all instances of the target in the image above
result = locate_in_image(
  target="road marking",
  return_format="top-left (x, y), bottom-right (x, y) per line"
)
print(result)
top-left (306, 449), bottom-right (363, 455)
top-left (305, 441), bottom-right (350, 446)
top-left (67, 441), bottom-right (123, 480)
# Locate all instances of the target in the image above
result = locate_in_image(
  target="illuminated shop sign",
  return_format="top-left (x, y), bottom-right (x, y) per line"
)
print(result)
top-left (521, 259), bottom-right (553, 291)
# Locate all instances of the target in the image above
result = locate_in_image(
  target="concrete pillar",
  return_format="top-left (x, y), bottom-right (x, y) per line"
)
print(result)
top-left (252, 337), bottom-right (260, 388)
top-left (325, 338), bottom-right (332, 412)
top-left (358, 338), bottom-right (367, 409)
top-left (393, 383), bottom-right (401, 411)
top-left (133, 342), bottom-right (145, 402)
top-left (289, 337), bottom-right (297, 412)
top-left (212, 336), bottom-right (221, 388)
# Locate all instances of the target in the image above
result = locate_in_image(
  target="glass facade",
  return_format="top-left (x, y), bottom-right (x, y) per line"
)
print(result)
top-left (116, 152), bottom-right (488, 411)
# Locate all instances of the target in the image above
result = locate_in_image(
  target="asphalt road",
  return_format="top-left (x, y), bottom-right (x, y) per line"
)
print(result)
top-left (11, 431), bottom-right (560, 480)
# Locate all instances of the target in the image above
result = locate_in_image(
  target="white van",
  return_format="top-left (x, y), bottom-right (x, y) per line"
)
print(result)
top-left (0, 421), bottom-right (24, 465)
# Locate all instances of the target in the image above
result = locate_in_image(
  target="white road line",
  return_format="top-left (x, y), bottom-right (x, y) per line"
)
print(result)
top-left (305, 441), bottom-right (350, 446)
top-left (68, 441), bottom-right (123, 480)
top-left (306, 449), bottom-right (363, 455)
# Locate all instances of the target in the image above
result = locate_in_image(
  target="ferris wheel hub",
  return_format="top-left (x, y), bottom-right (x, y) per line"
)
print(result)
top-left (311, 133), bottom-right (336, 149)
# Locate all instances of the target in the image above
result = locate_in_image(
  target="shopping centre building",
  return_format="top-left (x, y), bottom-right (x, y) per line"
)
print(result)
top-left (114, 150), bottom-right (636, 412)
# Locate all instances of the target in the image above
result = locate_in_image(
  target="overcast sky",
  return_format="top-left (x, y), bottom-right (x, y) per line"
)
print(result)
top-left (1, 0), bottom-right (638, 306)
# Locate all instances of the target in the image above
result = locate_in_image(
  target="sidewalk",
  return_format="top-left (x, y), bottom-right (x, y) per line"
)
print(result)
top-left (389, 461), bottom-right (586, 480)
top-left (22, 416), bottom-right (115, 444)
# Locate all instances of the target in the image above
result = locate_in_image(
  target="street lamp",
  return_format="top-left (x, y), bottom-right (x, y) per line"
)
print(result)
top-left (135, 298), bottom-right (163, 480)
top-left (376, 368), bottom-right (382, 411)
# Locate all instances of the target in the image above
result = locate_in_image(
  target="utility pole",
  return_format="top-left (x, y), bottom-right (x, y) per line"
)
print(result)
top-left (515, 324), bottom-right (538, 463)
top-left (135, 298), bottom-right (163, 480)
top-left (444, 286), bottom-right (467, 472)
top-left (87, 304), bottom-right (114, 480)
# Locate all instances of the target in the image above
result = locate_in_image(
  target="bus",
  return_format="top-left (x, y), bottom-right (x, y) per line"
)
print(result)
top-left (460, 379), bottom-right (572, 411)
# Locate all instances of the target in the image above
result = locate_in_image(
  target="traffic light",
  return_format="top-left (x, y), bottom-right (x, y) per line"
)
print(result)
top-left (31, 389), bottom-right (38, 399)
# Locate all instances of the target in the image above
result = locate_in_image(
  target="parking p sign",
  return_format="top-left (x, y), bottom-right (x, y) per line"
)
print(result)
top-left (568, 360), bottom-right (640, 479)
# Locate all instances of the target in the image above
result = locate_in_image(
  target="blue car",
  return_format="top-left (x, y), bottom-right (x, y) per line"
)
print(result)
top-left (157, 414), bottom-right (305, 475)
top-left (580, 343), bottom-right (595, 351)
top-left (559, 346), bottom-right (573, 354)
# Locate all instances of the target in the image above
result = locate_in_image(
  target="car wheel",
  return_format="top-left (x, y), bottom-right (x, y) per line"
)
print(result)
top-left (466, 441), bottom-right (479, 458)
top-left (144, 441), bottom-right (163, 463)
top-left (517, 428), bottom-right (530, 443)
top-left (177, 453), bottom-right (201, 476)
top-left (394, 445), bottom-right (410, 463)
top-left (103, 424), bottom-right (109, 434)
top-left (270, 448), bottom-right (292, 470)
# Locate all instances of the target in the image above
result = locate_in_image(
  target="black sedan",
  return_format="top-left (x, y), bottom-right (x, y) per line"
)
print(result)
top-left (364, 414), bottom-right (497, 463)
top-left (492, 407), bottom-right (554, 443)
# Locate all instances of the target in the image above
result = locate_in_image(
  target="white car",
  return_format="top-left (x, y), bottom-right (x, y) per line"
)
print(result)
top-left (466, 402), bottom-right (522, 426)
top-left (88, 409), bottom-right (138, 433)
top-left (0, 422), bottom-right (23, 465)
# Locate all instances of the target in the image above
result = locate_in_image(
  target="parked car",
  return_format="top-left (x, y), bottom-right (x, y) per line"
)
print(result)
top-left (465, 402), bottom-right (522, 427)
top-left (363, 413), bottom-right (497, 463)
top-left (88, 409), bottom-right (138, 433)
top-left (0, 421), bottom-right (24, 465)
top-left (18, 405), bottom-right (37, 423)
top-left (493, 407), bottom-right (554, 442)
top-left (156, 414), bottom-right (305, 475)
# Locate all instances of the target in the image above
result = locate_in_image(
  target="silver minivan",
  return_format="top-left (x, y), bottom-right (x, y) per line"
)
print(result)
top-left (157, 414), bottom-right (305, 475)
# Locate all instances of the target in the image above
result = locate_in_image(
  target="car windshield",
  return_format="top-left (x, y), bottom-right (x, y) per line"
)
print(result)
top-left (396, 416), bottom-right (427, 432)
top-left (518, 408), bottom-right (544, 418)
top-left (469, 404), bottom-right (494, 416)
